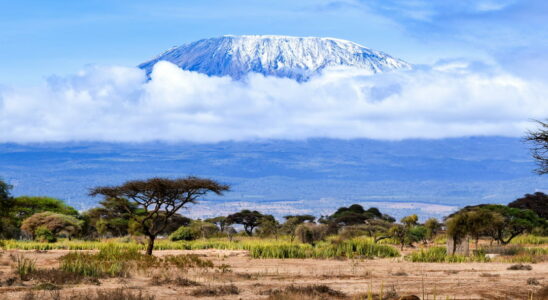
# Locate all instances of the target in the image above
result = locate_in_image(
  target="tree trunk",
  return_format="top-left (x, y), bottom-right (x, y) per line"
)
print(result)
top-left (146, 235), bottom-right (156, 256)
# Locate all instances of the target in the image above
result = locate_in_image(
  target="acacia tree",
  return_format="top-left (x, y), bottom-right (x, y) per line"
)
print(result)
top-left (424, 218), bottom-right (442, 241)
top-left (205, 216), bottom-right (228, 232)
top-left (445, 213), bottom-right (469, 255)
top-left (526, 120), bottom-right (548, 175)
top-left (281, 215), bottom-right (315, 242)
top-left (226, 210), bottom-right (264, 236)
top-left (90, 177), bottom-right (229, 255)
top-left (509, 192), bottom-right (548, 219)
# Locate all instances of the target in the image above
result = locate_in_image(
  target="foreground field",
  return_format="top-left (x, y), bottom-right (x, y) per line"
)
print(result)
top-left (0, 249), bottom-right (546, 300)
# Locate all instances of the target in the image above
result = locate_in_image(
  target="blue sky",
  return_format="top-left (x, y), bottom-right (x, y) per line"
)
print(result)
top-left (1, 0), bottom-right (547, 143)
top-left (2, 0), bottom-right (547, 84)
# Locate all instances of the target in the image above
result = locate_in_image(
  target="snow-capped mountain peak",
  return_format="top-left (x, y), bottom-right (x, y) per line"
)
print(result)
top-left (139, 35), bottom-right (411, 81)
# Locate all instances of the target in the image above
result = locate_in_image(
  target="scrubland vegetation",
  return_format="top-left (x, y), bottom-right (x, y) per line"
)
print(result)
top-left (0, 177), bottom-right (546, 299)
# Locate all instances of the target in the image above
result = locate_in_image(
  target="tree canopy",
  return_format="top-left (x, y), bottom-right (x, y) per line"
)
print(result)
top-left (21, 211), bottom-right (83, 239)
top-left (12, 196), bottom-right (78, 220)
top-left (509, 192), bottom-right (548, 219)
top-left (90, 177), bottom-right (229, 255)
top-left (226, 210), bottom-right (265, 236)
top-left (324, 204), bottom-right (395, 226)
top-left (446, 204), bottom-right (544, 245)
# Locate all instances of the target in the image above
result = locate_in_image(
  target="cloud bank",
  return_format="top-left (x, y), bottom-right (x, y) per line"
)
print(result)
top-left (1, 61), bottom-right (547, 143)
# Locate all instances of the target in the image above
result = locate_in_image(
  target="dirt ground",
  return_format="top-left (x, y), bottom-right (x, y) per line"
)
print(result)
top-left (0, 249), bottom-right (546, 300)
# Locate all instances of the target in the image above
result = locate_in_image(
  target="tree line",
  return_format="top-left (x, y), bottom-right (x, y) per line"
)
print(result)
top-left (1, 176), bottom-right (546, 255)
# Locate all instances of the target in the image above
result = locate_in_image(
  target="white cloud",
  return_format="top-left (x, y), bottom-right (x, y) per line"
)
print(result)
top-left (1, 61), bottom-right (547, 143)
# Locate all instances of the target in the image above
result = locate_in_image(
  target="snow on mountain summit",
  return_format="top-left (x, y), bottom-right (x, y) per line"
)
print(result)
top-left (138, 35), bottom-right (411, 81)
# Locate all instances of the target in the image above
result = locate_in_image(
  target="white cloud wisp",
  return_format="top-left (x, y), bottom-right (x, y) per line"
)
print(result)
top-left (1, 61), bottom-right (547, 143)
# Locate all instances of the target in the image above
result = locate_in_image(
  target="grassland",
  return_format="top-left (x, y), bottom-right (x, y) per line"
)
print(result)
top-left (0, 235), bottom-right (547, 299)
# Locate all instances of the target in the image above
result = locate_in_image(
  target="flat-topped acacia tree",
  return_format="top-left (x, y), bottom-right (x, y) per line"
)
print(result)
top-left (90, 177), bottom-right (229, 255)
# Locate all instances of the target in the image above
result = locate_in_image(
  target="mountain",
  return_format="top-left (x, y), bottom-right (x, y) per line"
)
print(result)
top-left (1, 138), bottom-right (546, 219)
top-left (138, 35), bottom-right (411, 81)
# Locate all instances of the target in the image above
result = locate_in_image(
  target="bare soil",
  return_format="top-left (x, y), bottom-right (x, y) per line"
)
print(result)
top-left (0, 249), bottom-right (546, 299)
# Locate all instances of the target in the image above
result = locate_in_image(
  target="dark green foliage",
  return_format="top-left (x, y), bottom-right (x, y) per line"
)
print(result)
top-left (35, 227), bottom-right (57, 243)
top-left (170, 221), bottom-right (219, 241)
top-left (170, 226), bottom-right (198, 241)
top-left (445, 212), bottom-right (470, 255)
top-left (84, 197), bottom-right (139, 237)
top-left (13, 196), bottom-right (78, 219)
top-left (509, 192), bottom-right (548, 219)
top-left (322, 204), bottom-right (395, 227)
top-left (256, 215), bottom-right (280, 238)
top-left (0, 179), bottom-right (16, 238)
top-left (386, 215), bottom-right (426, 250)
top-left (388, 224), bottom-right (407, 250)
top-left (0, 184), bottom-right (80, 239)
top-left (226, 210), bottom-right (264, 236)
top-left (0, 179), bottom-right (14, 216)
top-left (408, 225), bottom-right (427, 243)
top-left (424, 218), bottom-right (442, 240)
top-left (447, 204), bottom-right (544, 246)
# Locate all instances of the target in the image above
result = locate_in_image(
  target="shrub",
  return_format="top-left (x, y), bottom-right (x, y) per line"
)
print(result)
top-left (70, 288), bottom-right (155, 300)
top-left (265, 285), bottom-right (346, 299)
top-left (169, 226), bottom-right (198, 241)
top-left (295, 223), bottom-right (327, 244)
top-left (164, 254), bottom-right (214, 269)
top-left (21, 212), bottom-right (83, 240)
top-left (150, 274), bottom-right (201, 286)
top-left (33, 282), bottom-right (60, 290)
top-left (191, 284), bottom-right (239, 297)
top-left (338, 225), bottom-right (369, 240)
top-left (35, 227), bottom-right (57, 243)
top-left (14, 255), bottom-right (36, 280)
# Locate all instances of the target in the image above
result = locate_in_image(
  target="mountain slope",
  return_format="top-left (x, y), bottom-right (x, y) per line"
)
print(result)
top-left (138, 35), bottom-right (411, 81)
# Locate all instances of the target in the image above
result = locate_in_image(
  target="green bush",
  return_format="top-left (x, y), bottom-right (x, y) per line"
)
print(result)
top-left (35, 226), bottom-right (57, 243)
top-left (170, 226), bottom-right (198, 241)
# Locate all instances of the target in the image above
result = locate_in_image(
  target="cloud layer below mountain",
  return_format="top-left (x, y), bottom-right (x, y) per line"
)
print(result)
top-left (1, 61), bottom-right (546, 143)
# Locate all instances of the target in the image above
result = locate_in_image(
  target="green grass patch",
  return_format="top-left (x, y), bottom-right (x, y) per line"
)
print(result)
top-left (405, 246), bottom-right (489, 263)
top-left (510, 235), bottom-right (548, 245)
top-left (3, 237), bottom-right (400, 260)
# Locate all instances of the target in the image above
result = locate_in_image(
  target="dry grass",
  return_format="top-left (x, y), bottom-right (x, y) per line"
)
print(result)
top-left (264, 285), bottom-right (347, 300)
top-left (190, 284), bottom-right (239, 297)
top-left (20, 288), bottom-right (155, 300)
top-left (149, 274), bottom-right (201, 287)
top-left (507, 263), bottom-right (532, 270)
